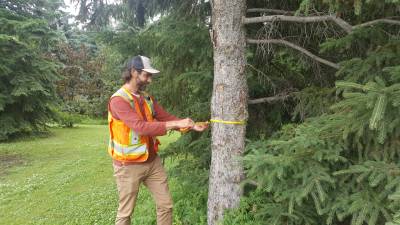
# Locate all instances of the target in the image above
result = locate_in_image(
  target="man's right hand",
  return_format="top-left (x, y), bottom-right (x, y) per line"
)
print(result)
top-left (178, 118), bottom-right (195, 128)
top-left (166, 118), bottom-right (195, 130)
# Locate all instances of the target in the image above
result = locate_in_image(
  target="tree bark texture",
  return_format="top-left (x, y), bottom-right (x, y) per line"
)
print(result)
top-left (208, 0), bottom-right (247, 225)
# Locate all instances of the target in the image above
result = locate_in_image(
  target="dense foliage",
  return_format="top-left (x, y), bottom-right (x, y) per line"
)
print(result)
top-left (55, 31), bottom-right (108, 118)
top-left (226, 1), bottom-right (400, 225)
top-left (0, 7), bottom-right (60, 140)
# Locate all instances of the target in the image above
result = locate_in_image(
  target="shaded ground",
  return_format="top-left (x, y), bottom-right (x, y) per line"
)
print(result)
top-left (0, 154), bottom-right (25, 177)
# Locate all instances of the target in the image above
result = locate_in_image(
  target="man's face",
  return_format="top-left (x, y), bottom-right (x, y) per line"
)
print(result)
top-left (135, 70), bottom-right (153, 91)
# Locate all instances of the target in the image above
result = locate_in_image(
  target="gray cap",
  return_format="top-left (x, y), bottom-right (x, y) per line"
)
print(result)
top-left (128, 55), bottom-right (160, 74)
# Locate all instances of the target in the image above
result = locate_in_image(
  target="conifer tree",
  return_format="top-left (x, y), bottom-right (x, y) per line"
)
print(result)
top-left (0, 7), bottom-right (60, 140)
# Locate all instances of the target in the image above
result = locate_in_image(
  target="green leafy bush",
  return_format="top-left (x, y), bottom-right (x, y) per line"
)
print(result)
top-left (52, 109), bottom-right (82, 128)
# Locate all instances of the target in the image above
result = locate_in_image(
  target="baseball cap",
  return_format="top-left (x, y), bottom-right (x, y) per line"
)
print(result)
top-left (128, 55), bottom-right (160, 74)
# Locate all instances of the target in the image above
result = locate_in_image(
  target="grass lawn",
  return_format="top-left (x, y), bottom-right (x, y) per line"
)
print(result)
top-left (0, 125), bottom-right (181, 225)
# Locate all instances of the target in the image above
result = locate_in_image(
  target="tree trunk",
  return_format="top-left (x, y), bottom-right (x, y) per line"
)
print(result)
top-left (207, 0), bottom-right (247, 224)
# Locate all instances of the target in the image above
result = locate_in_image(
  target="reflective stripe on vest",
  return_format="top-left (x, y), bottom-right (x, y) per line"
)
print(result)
top-left (109, 139), bottom-right (147, 156)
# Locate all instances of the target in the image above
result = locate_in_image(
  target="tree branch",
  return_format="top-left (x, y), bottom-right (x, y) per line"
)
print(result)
top-left (247, 8), bottom-right (295, 15)
top-left (243, 15), bottom-right (353, 33)
top-left (355, 18), bottom-right (400, 29)
top-left (247, 39), bottom-right (340, 69)
top-left (249, 94), bottom-right (290, 104)
top-left (245, 179), bottom-right (260, 186)
top-left (243, 12), bottom-right (400, 34)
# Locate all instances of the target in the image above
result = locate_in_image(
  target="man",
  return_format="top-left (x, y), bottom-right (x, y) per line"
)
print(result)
top-left (108, 55), bottom-right (208, 225)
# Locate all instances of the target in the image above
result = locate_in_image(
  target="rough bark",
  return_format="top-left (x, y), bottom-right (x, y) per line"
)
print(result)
top-left (208, 0), bottom-right (247, 225)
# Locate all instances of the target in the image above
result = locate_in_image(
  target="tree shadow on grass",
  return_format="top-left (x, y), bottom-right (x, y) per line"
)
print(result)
top-left (0, 131), bottom-right (55, 178)
top-left (0, 153), bottom-right (26, 178)
top-left (1, 130), bottom-right (55, 143)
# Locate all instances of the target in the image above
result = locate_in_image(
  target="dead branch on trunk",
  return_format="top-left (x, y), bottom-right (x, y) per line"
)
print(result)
top-left (243, 15), bottom-right (353, 33)
top-left (243, 13), bottom-right (400, 34)
top-left (247, 39), bottom-right (340, 69)
top-left (248, 94), bottom-right (291, 104)
top-left (247, 8), bottom-right (295, 15)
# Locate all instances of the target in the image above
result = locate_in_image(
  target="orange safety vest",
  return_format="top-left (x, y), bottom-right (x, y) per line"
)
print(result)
top-left (108, 87), bottom-right (160, 163)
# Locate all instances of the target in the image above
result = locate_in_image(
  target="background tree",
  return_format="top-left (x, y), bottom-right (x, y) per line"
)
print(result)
top-left (55, 30), bottom-right (107, 118)
top-left (0, 3), bottom-right (62, 140)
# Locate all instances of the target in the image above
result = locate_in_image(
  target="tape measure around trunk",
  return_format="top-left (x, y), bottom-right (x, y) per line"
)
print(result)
top-left (209, 119), bottom-right (246, 125)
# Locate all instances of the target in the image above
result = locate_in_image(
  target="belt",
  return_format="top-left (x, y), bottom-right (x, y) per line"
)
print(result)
top-left (112, 158), bottom-right (155, 166)
top-left (113, 159), bottom-right (140, 166)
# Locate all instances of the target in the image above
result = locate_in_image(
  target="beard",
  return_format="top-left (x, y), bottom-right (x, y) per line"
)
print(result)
top-left (136, 77), bottom-right (149, 91)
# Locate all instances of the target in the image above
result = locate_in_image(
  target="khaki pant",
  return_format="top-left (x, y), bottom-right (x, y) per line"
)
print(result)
top-left (113, 156), bottom-right (173, 225)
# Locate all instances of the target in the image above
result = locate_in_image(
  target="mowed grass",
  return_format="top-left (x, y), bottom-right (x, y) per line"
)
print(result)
top-left (0, 125), bottom-right (180, 225)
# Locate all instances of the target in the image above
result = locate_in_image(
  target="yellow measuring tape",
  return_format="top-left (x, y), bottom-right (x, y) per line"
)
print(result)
top-left (179, 119), bottom-right (246, 133)
top-left (209, 119), bottom-right (246, 125)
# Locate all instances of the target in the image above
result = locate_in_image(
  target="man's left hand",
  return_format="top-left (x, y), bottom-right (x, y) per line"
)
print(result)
top-left (192, 122), bottom-right (209, 132)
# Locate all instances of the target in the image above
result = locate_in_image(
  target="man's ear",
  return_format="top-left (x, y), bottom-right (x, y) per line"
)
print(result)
top-left (130, 69), bottom-right (136, 78)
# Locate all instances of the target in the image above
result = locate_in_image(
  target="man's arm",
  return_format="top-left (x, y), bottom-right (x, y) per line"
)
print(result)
top-left (152, 98), bottom-right (207, 132)
top-left (109, 97), bottom-right (192, 135)
top-left (110, 97), bottom-right (168, 136)
top-left (153, 100), bottom-right (181, 122)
